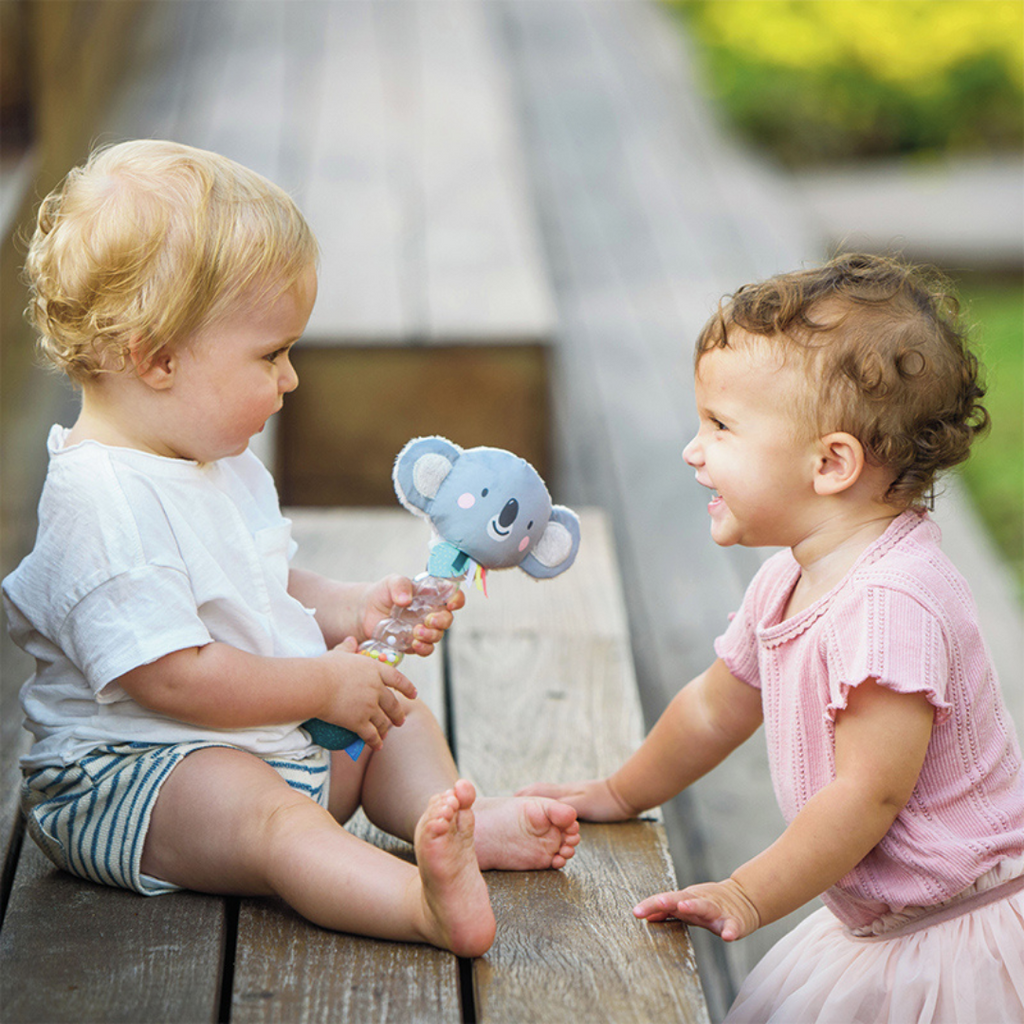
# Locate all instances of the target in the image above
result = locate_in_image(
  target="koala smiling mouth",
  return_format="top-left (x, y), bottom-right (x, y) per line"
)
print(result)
top-left (487, 498), bottom-right (520, 541)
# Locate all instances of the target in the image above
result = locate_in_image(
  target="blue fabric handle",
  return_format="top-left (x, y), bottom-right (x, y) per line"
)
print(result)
top-left (301, 718), bottom-right (365, 760)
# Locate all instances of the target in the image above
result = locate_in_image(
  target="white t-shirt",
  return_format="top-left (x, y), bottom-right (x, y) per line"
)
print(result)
top-left (3, 426), bottom-right (324, 769)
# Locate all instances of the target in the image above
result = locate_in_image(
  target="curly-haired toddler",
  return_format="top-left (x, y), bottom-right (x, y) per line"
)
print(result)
top-left (522, 252), bottom-right (1024, 1021)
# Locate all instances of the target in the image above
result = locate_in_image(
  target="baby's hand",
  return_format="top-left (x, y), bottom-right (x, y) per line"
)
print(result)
top-left (361, 575), bottom-right (466, 657)
top-left (633, 878), bottom-right (761, 942)
top-left (515, 779), bottom-right (634, 822)
top-left (320, 637), bottom-right (418, 750)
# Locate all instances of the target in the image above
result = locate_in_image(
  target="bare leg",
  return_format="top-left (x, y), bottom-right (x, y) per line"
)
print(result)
top-left (357, 696), bottom-right (461, 837)
top-left (140, 747), bottom-right (494, 954)
top-left (352, 697), bottom-right (582, 870)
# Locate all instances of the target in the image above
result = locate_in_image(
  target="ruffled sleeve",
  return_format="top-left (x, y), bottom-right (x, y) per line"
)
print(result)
top-left (714, 603), bottom-right (761, 688)
top-left (823, 584), bottom-right (954, 724)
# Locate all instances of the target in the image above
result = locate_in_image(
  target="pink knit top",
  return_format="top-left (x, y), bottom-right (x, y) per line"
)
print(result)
top-left (715, 509), bottom-right (1024, 928)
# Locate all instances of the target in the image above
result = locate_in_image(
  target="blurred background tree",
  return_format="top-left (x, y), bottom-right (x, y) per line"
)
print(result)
top-left (667, 0), bottom-right (1023, 167)
top-left (667, 0), bottom-right (1023, 594)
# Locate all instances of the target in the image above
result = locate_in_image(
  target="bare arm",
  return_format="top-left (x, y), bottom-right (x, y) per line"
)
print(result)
top-left (115, 639), bottom-right (417, 751)
top-left (518, 658), bottom-right (764, 819)
top-left (635, 678), bottom-right (935, 939)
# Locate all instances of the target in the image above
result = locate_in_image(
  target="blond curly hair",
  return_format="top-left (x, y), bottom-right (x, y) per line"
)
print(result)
top-left (695, 252), bottom-right (990, 507)
top-left (23, 139), bottom-right (319, 382)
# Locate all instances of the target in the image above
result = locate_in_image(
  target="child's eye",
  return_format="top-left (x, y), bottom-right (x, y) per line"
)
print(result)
top-left (265, 347), bottom-right (288, 363)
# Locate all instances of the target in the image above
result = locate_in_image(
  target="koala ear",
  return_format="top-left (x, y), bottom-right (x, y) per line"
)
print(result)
top-left (519, 506), bottom-right (581, 579)
top-left (393, 436), bottom-right (462, 515)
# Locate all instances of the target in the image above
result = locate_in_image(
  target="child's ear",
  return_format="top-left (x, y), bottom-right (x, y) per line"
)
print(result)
top-left (128, 336), bottom-right (175, 390)
top-left (814, 432), bottom-right (865, 496)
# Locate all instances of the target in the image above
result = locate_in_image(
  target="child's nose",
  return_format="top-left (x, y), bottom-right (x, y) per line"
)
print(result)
top-left (682, 435), bottom-right (702, 467)
top-left (280, 358), bottom-right (299, 393)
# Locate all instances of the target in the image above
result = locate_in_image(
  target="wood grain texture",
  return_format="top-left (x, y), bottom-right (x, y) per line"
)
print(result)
top-left (414, 0), bottom-right (556, 342)
top-left (448, 508), bottom-right (709, 1023)
top-left (0, 842), bottom-right (226, 1023)
top-left (300, 0), bottom-right (410, 342)
top-left (477, 823), bottom-right (708, 1024)
top-left (451, 511), bottom-right (644, 791)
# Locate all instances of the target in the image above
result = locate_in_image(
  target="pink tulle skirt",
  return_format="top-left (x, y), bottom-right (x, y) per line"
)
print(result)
top-left (725, 859), bottom-right (1024, 1024)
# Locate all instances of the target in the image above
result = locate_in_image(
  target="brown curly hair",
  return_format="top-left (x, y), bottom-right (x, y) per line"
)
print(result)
top-left (695, 252), bottom-right (990, 507)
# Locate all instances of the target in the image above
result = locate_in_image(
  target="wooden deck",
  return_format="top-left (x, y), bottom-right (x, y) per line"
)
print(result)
top-left (0, 510), bottom-right (709, 1024)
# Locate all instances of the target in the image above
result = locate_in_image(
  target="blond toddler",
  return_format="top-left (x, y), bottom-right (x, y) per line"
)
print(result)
top-left (522, 253), bottom-right (1024, 1021)
top-left (3, 140), bottom-right (580, 956)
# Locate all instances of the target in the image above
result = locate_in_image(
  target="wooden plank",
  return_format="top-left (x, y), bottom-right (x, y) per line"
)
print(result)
top-left (477, 823), bottom-right (707, 1023)
top-left (302, 0), bottom-right (411, 342)
top-left (297, 0), bottom-right (554, 344)
top-left (0, 842), bottom-right (225, 1023)
top-left (228, 510), bottom-right (461, 1023)
top-left (414, 0), bottom-right (556, 342)
top-left (0, 636), bottom-right (31, 924)
top-left (191, 0), bottom-right (289, 186)
top-left (97, 0), bottom-right (200, 143)
top-left (158, 1), bottom-right (235, 150)
top-left (450, 510), bottom-right (710, 1023)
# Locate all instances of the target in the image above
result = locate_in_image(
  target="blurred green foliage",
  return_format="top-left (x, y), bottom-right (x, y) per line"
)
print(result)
top-left (957, 276), bottom-right (1024, 596)
top-left (667, 0), bottom-right (1024, 166)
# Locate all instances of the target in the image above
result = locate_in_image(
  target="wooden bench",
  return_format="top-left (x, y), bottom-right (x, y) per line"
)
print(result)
top-left (0, 508), bottom-right (710, 1023)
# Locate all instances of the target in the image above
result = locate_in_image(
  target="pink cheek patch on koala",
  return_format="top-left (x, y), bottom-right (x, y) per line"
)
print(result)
top-left (458, 492), bottom-right (476, 509)
top-left (519, 537), bottom-right (530, 552)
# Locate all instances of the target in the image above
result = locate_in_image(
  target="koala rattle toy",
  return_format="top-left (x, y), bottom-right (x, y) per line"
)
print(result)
top-left (303, 436), bottom-right (581, 757)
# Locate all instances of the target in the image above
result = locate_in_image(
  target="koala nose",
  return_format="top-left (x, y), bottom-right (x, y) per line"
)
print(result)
top-left (499, 498), bottom-right (519, 528)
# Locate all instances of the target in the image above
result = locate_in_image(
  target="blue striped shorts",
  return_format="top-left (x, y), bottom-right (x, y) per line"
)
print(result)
top-left (21, 741), bottom-right (331, 895)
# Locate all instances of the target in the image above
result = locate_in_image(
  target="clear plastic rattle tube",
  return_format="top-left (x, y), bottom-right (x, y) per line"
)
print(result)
top-left (357, 572), bottom-right (465, 667)
top-left (302, 571), bottom-right (464, 757)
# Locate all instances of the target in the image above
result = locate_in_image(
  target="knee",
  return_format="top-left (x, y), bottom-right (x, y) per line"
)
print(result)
top-left (398, 694), bottom-right (440, 727)
top-left (262, 790), bottom-right (334, 839)
top-left (259, 791), bottom-right (338, 869)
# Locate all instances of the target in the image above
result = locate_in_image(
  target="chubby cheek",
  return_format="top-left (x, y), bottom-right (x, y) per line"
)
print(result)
top-left (219, 390), bottom-right (275, 444)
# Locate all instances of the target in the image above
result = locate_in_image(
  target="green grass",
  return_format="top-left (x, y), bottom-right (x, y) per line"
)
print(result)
top-left (955, 274), bottom-right (1023, 599)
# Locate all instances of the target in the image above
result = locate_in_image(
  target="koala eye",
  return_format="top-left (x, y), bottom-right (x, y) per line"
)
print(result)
top-left (481, 488), bottom-right (489, 497)
top-left (527, 521), bottom-right (534, 530)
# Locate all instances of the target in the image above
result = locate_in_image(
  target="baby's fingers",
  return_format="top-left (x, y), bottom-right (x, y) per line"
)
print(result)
top-left (633, 892), bottom-right (685, 922)
top-left (381, 667), bottom-right (418, 702)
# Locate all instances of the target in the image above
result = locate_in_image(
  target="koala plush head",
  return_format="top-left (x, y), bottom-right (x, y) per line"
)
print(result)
top-left (393, 436), bottom-right (581, 579)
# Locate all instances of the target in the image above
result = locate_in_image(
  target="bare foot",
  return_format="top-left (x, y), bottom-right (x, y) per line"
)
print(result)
top-left (473, 796), bottom-right (581, 871)
top-left (414, 780), bottom-right (496, 957)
